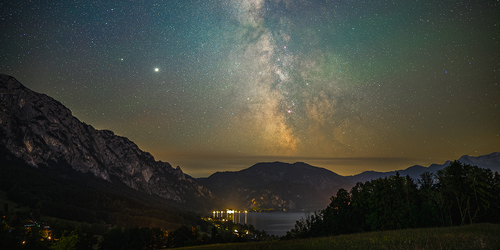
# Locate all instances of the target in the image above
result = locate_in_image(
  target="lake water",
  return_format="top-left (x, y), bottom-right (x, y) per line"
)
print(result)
top-left (244, 212), bottom-right (311, 236)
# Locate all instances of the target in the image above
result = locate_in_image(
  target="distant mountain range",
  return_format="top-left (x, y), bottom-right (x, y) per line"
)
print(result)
top-left (1, 73), bottom-right (498, 217)
top-left (344, 153), bottom-right (500, 184)
top-left (0, 74), bottom-right (219, 213)
top-left (197, 153), bottom-right (500, 211)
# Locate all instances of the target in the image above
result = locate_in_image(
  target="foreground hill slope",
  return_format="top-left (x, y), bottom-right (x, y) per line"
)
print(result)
top-left (198, 162), bottom-right (354, 211)
top-left (0, 74), bottom-right (218, 212)
top-left (178, 223), bottom-right (500, 250)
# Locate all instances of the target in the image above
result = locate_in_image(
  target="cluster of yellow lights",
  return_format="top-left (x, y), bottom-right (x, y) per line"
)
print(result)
top-left (212, 209), bottom-right (248, 214)
top-left (212, 209), bottom-right (249, 223)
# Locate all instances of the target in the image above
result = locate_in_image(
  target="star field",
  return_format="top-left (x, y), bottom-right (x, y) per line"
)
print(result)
top-left (1, 0), bottom-right (499, 177)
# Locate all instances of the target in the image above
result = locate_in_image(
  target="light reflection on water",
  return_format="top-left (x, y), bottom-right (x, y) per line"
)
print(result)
top-left (245, 212), bottom-right (311, 236)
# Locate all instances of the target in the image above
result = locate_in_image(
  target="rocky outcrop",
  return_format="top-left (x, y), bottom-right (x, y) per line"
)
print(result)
top-left (0, 74), bottom-right (217, 210)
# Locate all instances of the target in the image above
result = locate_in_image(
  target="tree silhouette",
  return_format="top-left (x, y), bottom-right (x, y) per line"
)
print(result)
top-left (288, 161), bottom-right (500, 239)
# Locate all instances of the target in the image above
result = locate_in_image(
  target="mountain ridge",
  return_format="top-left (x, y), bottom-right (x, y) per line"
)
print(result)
top-left (0, 74), bottom-right (219, 212)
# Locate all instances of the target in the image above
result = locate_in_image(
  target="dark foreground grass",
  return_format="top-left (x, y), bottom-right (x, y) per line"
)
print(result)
top-left (176, 223), bottom-right (500, 250)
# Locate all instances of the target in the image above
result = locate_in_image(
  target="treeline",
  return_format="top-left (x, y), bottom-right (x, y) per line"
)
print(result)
top-left (286, 161), bottom-right (500, 238)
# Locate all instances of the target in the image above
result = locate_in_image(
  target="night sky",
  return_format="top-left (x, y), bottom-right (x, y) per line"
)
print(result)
top-left (1, 0), bottom-right (499, 177)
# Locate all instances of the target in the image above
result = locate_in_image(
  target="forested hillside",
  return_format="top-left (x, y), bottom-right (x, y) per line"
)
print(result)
top-left (287, 161), bottom-right (500, 238)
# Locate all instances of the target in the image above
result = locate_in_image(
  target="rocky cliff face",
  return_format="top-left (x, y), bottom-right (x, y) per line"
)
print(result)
top-left (0, 74), bottom-right (217, 210)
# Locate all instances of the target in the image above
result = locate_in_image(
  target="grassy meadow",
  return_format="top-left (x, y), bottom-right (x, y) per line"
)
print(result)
top-left (176, 223), bottom-right (500, 250)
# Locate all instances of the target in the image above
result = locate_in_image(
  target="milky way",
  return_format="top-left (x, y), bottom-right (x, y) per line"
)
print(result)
top-left (1, 0), bottom-right (498, 177)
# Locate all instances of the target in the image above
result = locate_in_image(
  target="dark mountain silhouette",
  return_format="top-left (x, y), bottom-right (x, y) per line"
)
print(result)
top-left (198, 162), bottom-right (354, 211)
top-left (0, 74), bottom-right (219, 213)
top-left (458, 153), bottom-right (500, 172)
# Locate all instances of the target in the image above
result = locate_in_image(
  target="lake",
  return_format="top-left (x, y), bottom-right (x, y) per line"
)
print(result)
top-left (244, 212), bottom-right (311, 236)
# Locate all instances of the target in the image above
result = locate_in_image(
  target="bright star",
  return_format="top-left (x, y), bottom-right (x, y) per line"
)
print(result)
top-left (154, 68), bottom-right (159, 72)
